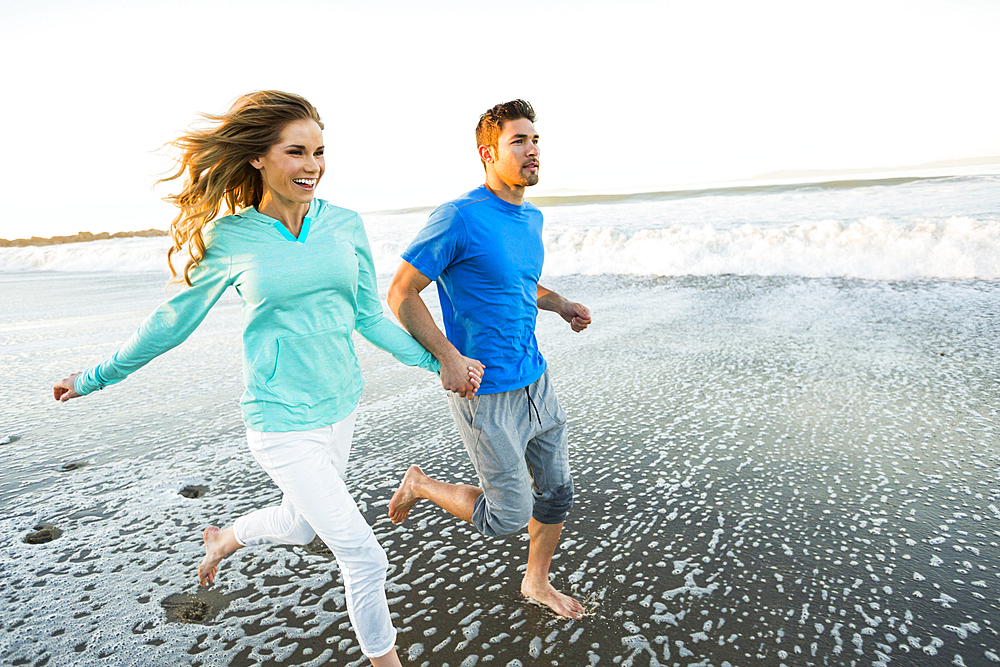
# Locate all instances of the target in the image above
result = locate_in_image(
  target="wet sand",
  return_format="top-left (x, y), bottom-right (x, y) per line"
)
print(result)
top-left (1, 272), bottom-right (998, 666)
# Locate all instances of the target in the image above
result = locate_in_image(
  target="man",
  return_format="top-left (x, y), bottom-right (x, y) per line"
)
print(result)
top-left (386, 100), bottom-right (591, 619)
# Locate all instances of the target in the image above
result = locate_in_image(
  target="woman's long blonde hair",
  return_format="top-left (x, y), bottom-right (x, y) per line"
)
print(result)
top-left (158, 91), bottom-right (323, 285)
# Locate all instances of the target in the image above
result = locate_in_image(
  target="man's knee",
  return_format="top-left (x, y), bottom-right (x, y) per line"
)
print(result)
top-left (473, 494), bottom-right (533, 537)
top-left (532, 481), bottom-right (574, 524)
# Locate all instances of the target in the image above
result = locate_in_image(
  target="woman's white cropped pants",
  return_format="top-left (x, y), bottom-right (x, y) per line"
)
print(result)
top-left (233, 410), bottom-right (395, 658)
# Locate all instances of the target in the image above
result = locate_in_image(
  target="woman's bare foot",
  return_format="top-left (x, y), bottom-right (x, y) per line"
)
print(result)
top-left (388, 465), bottom-right (427, 524)
top-left (521, 579), bottom-right (585, 619)
top-left (197, 526), bottom-right (240, 587)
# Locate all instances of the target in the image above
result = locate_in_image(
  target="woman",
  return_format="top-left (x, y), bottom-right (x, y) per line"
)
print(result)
top-left (52, 91), bottom-right (481, 666)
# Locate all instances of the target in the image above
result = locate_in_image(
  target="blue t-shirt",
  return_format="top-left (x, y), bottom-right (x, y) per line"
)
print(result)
top-left (402, 185), bottom-right (547, 394)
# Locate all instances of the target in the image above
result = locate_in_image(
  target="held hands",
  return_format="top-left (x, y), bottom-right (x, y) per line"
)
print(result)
top-left (440, 353), bottom-right (485, 400)
top-left (53, 373), bottom-right (82, 402)
top-left (559, 301), bottom-right (592, 333)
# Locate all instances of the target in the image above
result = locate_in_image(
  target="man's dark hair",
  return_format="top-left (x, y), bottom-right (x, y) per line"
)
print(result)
top-left (476, 100), bottom-right (537, 170)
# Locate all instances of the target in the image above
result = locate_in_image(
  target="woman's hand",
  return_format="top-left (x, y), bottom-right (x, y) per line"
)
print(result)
top-left (53, 373), bottom-right (82, 402)
top-left (440, 354), bottom-right (485, 399)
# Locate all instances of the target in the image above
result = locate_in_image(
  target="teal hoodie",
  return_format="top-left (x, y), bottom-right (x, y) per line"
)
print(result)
top-left (75, 199), bottom-right (439, 431)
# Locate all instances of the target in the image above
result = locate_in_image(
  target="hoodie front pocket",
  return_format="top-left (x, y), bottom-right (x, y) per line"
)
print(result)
top-left (263, 326), bottom-right (359, 406)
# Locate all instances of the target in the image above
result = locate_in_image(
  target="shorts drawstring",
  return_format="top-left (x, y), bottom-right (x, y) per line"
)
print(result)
top-left (525, 386), bottom-right (541, 426)
top-left (469, 395), bottom-right (483, 450)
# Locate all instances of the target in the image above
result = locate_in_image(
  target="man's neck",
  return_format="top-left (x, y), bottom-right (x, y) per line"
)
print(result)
top-left (484, 175), bottom-right (525, 206)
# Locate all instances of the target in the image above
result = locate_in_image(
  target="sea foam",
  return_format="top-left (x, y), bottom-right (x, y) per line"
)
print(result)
top-left (8, 215), bottom-right (996, 281)
top-left (0, 236), bottom-right (175, 274)
top-left (537, 215), bottom-right (1000, 280)
top-left (4, 175), bottom-right (998, 281)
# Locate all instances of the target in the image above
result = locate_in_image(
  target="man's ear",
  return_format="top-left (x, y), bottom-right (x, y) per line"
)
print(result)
top-left (477, 145), bottom-right (495, 164)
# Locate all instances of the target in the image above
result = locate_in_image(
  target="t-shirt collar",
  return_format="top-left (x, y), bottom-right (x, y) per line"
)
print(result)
top-left (480, 184), bottom-right (526, 211)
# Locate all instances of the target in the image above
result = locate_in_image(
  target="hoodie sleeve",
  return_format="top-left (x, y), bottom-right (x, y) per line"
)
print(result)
top-left (351, 213), bottom-right (440, 374)
top-left (74, 245), bottom-right (234, 395)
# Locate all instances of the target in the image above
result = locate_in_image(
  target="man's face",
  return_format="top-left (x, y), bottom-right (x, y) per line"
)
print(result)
top-left (489, 118), bottom-right (540, 188)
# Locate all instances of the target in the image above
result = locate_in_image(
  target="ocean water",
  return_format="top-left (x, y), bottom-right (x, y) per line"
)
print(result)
top-left (1, 174), bottom-right (998, 666)
top-left (4, 174), bottom-right (1000, 282)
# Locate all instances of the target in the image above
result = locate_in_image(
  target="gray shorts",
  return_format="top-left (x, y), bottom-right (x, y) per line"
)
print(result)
top-left (447, 369), bottom-right (574, 537)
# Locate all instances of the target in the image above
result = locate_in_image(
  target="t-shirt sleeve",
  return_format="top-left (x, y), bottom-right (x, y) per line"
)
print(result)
top-left (400, 204), bottom-right (464, 281)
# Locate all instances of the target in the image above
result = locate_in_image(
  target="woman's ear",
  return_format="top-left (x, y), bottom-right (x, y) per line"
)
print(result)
top-left (250, 157), bottom-right (263, 170)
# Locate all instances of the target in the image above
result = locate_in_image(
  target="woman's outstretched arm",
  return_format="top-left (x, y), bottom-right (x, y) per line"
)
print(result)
top-left (53, 372), bottom-right (81, 402)
top-left (53, 250), bottom-right (232, 401)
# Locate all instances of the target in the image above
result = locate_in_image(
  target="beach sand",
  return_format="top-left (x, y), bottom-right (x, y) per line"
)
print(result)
top-left (2, 271), bottom-right (998, 666)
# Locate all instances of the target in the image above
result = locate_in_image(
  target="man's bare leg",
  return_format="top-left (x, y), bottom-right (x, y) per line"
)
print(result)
top-left (198, 526), bottom-right (242, 587)
top-left (521, 518), bottom-right (584, 619)
top-left (388, 465), bottom-right (482, 524)
top-left (389, 468), bottom-right (582, 617)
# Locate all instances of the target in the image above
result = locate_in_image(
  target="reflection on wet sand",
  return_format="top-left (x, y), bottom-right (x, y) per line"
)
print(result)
top-left (2, 274), bottom-right (998, 666)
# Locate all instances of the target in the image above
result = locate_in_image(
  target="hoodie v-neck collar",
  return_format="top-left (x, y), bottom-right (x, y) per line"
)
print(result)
top-left (239, 199), bottom-right (317, 243)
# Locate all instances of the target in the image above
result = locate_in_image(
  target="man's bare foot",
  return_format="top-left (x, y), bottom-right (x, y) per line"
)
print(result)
top-left (198, 526), bottom-right (239, 587)
top-left (388, 465), bottom-right (427, 525)
top-left (521, 579), bottom-right (585, 619)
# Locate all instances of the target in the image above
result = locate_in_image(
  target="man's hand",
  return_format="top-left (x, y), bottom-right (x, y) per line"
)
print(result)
top-left (389, 261), bottom-right (488, 399)
top-left (558, 301), bottom-right (592, 333)
top-left (537, 285), bottom-right (592, 333)
top-left (440, 353), bottom-right (485, 399)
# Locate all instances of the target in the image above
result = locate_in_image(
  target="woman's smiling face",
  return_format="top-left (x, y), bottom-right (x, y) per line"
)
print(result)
top-left (251, 118), bottom-right (325, 208)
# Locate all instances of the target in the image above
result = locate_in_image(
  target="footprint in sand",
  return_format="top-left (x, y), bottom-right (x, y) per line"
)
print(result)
top-left (161, 591), bottom-right (229, 624)
top-left (24, 524), bottom-right (63, 544)
top-left (302, 536), bottom-right (333, 556)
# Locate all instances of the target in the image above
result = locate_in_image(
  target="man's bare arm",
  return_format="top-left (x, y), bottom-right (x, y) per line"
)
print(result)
top-left (537, 284), bottom-right (592, 333)
top-left (388, 260), bottom-right (484, 398)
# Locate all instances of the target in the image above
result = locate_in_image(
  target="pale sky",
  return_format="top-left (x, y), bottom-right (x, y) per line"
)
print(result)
top-left (3, 0), bottom-right (999, 238)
